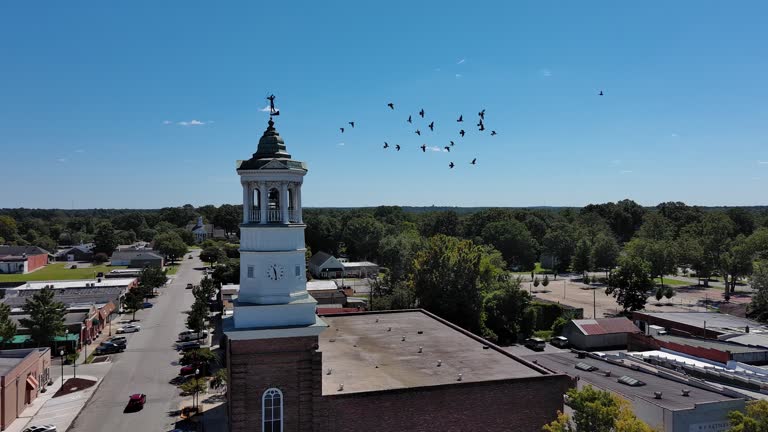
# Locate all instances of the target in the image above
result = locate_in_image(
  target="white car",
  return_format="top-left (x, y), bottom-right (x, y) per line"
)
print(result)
top-left (23, 425), bottom-right (57, 432)
top-left (117, 324), bottom-right (141, 334)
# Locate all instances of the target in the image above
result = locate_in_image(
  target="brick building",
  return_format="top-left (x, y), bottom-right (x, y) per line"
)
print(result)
top-left (224, 116), bottom-right (571, 432)
top-left (0, 348), bottom-right (51, 430)
top-left (0, 246), bottom-right (49, 274)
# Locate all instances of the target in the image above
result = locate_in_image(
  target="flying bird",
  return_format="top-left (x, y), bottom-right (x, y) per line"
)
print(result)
top-left (450, 141), bottom-right (455, 146)
top-left (490, 130), bottom-right (497, 136)
top-left (348, 121), bottom-right (355, 128)
top-left (407, 115), bottom-right (412, 123)
top-left (478, 109), bottom-right (485, 120)
top-left (395, 144), bottom-right (401, 151)
top-left (459, 129), bottom-right (465, 137)
top-left (428, 121), bottom-right (434, 131)
top-left (383, 142), bottom-right (389, 149)
top-left (471, 158), bottom-right (477, 165)
top-left (444, 146), bottom-right (450, 152)
top-left (420, 144), bottom-right (427, 152)
top-left (457, 115), bottom-right (463, 122)
top-left (388, 102), bottom-right (395, 110)
top-left (478, 119), bottom-right (485, 131)
top-left (449, 162), bottom-right (455, 169)
top-left (599, 90), bottom-right (604, 96)
top-left (415, 129), bottom-right (421, 136)
top-left (419, 109), bottom-right (425, 118)
top-left (340, 127), bottom-right (344, 133)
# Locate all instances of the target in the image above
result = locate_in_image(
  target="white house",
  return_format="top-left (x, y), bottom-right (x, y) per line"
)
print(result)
top-left (308, 252), bottom-right (344, 279)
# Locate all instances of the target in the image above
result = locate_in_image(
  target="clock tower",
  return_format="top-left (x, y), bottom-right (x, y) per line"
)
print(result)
top-left (225, 114), bottom-right (327, 432)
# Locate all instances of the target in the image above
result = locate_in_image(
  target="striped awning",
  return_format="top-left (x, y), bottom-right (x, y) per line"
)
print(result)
top-left (26, 375), bottom-right (38, 390)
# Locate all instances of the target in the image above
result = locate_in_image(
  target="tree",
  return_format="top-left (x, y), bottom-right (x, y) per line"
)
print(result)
top-left (542, 223), bottom-right (577, 275)
top-left (572, 239), bottom-right (592, 276)
top-left (210, 368), bottom-right (228, 393)
top-left (341, 216), bottom-right (384, 261)
top-left (533, 277), bottom-right (540, 288)
top-left (186, 300), bottom-right (209, 339)
top-left (636, 212), bottom-right (675, 241)
top-left (625, 238), bottom-right (677, 288)
top-left (542, 275), bottom-right (550, 287)
top-left (728, 399), bottom-right (768, 432)
top-left (655, 287), bottom-right (664, 302)
top-left (213, 204), bottom-right (241, 235)
top-left (200, 246), bottom-right (226, 268)
top-left (180, 348), bottom-right (217, 366)
top-left (0, 215), bottom-right (18, 242)
top-left (748, 261), bottom-right (768, 322)
top-left (122, 290), bottom-right (144, 321)
top-left (194, 277), bottom-right (218, 304)
top-left (606, 256), bottom-right (654, 312)
top-left (154, 231), bottom-right (188, 262)
top-left (19, 288), bottom-right (67, 347)
top-left (139, 266), bottom-right (168, 299)
top-left (180, 377), bottom-right (208, 409)
top-left (664, 286), bottom-right (675, 300)
top-left (378, 232), bottom-right (423, 282)
top-left (0, 303), bottom-right (17, 347)
top-left (411, 235), bottom-right (485, 333)
top-left (543, 385), bottom-right (655, 432)
top-left (480, 219), bottom-right (539, 270)
top-left (93, 222), bottom-right (118, 256)
top-left (482, 279), bottom-right (532, 343)
top-left (93, 252), bottom-right (109, 263)
top-left (720, 236), bottom-right (755, 293)
top-left (591, 234), bottom-right (620, 276)
top-left (727, 208), bottom-right (757, 237)
top-left (418, 211), bottom-right (462, 238)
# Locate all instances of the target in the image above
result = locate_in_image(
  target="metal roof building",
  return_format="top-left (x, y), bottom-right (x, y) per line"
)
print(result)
top-left (562, 317), bottom-right (641, 350)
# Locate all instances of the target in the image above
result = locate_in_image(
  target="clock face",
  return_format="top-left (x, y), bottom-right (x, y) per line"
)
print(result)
top-left (265, 264), bottom-right (285, 281)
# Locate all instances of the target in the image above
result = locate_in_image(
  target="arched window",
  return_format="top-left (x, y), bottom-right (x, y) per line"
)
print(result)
top-left (268, 188), bottom-right (280, 210)
top-left (262, 388), bottom-right (283, 432)
top-left (252, 188), bottom-right (261, 222)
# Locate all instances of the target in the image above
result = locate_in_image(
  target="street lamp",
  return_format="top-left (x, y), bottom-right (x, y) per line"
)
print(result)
top-left (60, 350), bottom-right (64, 386)
top-left (195, 369), bottom-right (200, 411)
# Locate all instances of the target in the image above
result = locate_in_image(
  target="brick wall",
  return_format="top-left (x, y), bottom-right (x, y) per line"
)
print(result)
top-left (629, 333), bottom-right (731, 363)
top-left (228, 336), bottom-right (322, 432)
top-left (25, 254), bottom-right (48, 273)
top-left (317, 375), bottom-right (571, 432)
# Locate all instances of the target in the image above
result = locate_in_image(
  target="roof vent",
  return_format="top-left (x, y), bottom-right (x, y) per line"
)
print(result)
top-left (417, 330), bottom-right (423, 334)
top-left (482, 345), bottom-right (490, 349)
top-left (457, 374), bottom-right (463, 381)
top-left (401, 336), bottom-right (406, 342)
top-left (387, 327), bottom-right (391, 332)
top-left (326, 368), bottom-right (332, 375)
top-left (375, 318), bottom-right (379, 323)
top-left (338, 383), bottom-right (344, 391)
top-left (437, 360), bottom-right (442, 367)
top-left (418, 346), bottom-right (423, 353)
top-left (605, 371), bottom-right (611, 377)
top-left (654, 391), bottom-right (662, 399)
top-left (682, 389), bottom-right (690, 397)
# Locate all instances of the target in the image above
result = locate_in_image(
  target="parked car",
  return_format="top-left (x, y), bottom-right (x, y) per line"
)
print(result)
top-left (523, 337), bottom-right (546, 351)
top-left (186, 283), bottom-right (194, 289)
top-left (179, 363), bottom-right (207, 376)
top-left (177, 341), bottom-right (201, 352)
top-left (143, 302), bottom-right (153, 309)
top-left (127, 393), bottom-right (146, 411)
top-left (550, 336), bottom-right (569, 348)
top-left (95, 342), bottom-right (124, 355)
top-left (23, 425), bottom-right (57, 432)
top-left (178, 330), bottom-right (208, 342)
top-left (106, 337), bottom-right (127, 347)
top-left (117, 324), bottom-right (141, 334)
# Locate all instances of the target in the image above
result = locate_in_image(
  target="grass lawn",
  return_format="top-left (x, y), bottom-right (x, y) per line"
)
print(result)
top-left (0, 263), bottom-right (128, 283)
top-left (653, 278), bottom-right (692, 287)
top-left (166, 264), bottom-right (180, 276)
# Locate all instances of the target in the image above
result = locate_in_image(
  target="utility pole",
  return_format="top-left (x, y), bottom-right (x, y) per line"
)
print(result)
top-left (593, 288), bottom-right (596, 319)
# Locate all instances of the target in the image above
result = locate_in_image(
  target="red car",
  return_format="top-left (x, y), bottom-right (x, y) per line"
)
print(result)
top-left (127, 393), bottom-right (146, 410)
top-left (179, 363), bottom-right (205, 376)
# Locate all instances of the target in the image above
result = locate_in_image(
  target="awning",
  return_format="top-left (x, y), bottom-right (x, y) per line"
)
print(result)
top-left (26, 375), bottom-right (38, 390)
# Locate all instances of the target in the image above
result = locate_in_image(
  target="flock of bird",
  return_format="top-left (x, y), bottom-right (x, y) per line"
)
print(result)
top-left (337, 91), bottom-right (604, 169)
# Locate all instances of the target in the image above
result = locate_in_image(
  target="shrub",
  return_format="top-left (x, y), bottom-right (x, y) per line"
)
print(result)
top-left (533, 277), bottom-right (540, 288)
top-left (70, 264), bottom-right (78, 270)
top-left (93, 252), bottom-right (109, 263)
top-left (583, 274), bottom-right (590, 284)
top-left (542, 275), bottom-right (550, 287)
top-left (551, 316), bottom-right (568, 335)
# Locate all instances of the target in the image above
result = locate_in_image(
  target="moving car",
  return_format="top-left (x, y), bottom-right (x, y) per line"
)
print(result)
top-left (177, 341), bottom-right (201, 352)
top-left (523, 337), bottom-right (546, 351)
top-left (95, 342), bottom-right (124, 355)
top-left (186, 283), bottom-right (194, 289)
top-left (23, 426), bottom-right (57, 432)
top-left (550, 336), bottom-right (569, 348)
top-left (116, 324), bottom-right (141, 334)
top-left (178, 330), bottom-right (208, 342)
top-left (127, 393), bottom-right (146, 410)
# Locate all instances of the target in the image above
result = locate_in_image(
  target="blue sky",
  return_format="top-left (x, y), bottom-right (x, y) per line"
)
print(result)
top-left (1, 1), bottom-right (767, 208)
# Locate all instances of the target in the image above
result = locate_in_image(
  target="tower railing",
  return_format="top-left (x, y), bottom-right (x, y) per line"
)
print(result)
top-left (250, 207), bottom-right (261, 223)
top-left (267, 209), bottom-right (281, 223)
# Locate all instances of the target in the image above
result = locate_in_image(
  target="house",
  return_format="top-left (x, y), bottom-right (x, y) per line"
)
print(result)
top-left (340, 261), bottom-right (379, 278)
top-left (127, 252), bottom-right (164, 268)
top-left (185, 216), bottom-right (227, 244)
top-left (561, 317), bottom-right (641, 350)
top-left (110, 248), bottom-right (161, 266)
top-left (308, 251), bottom-right (344, 278)
top-left (0, 348), bottom-right (51, 431)
top-left (0, 246), bottom-right (49, 274)
top-left (55, 244), bottom-right (94, 262)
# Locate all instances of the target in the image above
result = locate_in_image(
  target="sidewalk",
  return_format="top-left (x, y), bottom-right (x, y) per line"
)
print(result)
top-left (5, 374), bottom-right (104, 432)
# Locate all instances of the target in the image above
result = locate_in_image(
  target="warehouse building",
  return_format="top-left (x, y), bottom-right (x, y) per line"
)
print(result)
top-left (561, 317), bottom-right (640, 350)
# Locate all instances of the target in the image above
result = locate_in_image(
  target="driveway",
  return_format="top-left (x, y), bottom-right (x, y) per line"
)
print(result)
top-left (69, 250), bottom-right (204, 432)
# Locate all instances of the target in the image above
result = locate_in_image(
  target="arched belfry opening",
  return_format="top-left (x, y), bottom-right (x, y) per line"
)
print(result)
top-left (268, 187), bottom-right (281, 222)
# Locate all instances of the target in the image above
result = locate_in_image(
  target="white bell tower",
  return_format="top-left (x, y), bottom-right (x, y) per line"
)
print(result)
top-left (229, 117), bottom-right (326, 333)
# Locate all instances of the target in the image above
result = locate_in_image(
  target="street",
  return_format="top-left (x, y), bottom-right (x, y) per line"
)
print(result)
top-left (69, 250), bottom-right (204, 432)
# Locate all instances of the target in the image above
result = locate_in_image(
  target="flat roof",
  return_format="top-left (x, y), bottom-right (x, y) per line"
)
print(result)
top-left (528, 352), bottom-right (739, 411)
top-left (307, 280), bottom-right (338, 291)
top-left (0, 349), bottom-right (37, 376)
top-left (723, 334), bottom-right (768, 350)
top-left (341, 261), bottom-right (378, 268)
top-left (318, 310), bottom-right (548, 395)
top-left (636, 312), bottom-right (766, 334)
top-left (10, 278), bottom-right (136, 290)
top-left (655, 334), bottom-right (768, 354)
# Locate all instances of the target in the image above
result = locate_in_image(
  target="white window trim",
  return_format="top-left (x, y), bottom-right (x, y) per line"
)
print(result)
top-left (247, 265), bottom-right (254, 279)
top-left (262, 387), bottom-right (283, 432)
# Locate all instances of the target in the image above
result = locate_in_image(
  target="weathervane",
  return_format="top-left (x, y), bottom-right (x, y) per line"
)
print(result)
top-left (267, 94), bottom-right (280, 117)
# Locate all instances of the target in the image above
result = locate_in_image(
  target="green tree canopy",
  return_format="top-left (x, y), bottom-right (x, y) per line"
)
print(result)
top-left (213, 204), bottom-right (241, 235)
top-left (341, 216), bottom-right (384, 261)
top-left (20, 288), bottom-right (67, 347)
top-left (480, 219), bottom-right (538, 270)
top-left (482, 278), bottom-right (531, 343)
top-left (625, 238), bottom-right (677, 287)
top-left (542, 223), bottom-right (577, 274)
top-left (748, 261), bottom-right (768, 322)
top-left (606, 255), bottom-right (654, 312)
top-left (122, 290), bottom-right (144, 321)
top-left (154, 231), bottom-right (188, 262)
top-left (591, 233), bottom-right (621, 275)
top-left (728, 399), bottom-right (768, 432)
top-left (572, 238), bottom-right (593, 275)
top-left (0, 303), bottom-right (18, 347)
top-left (93, 222), bottom-right (118, 255)
top-left (543, 385), bottom-right (655, 432)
